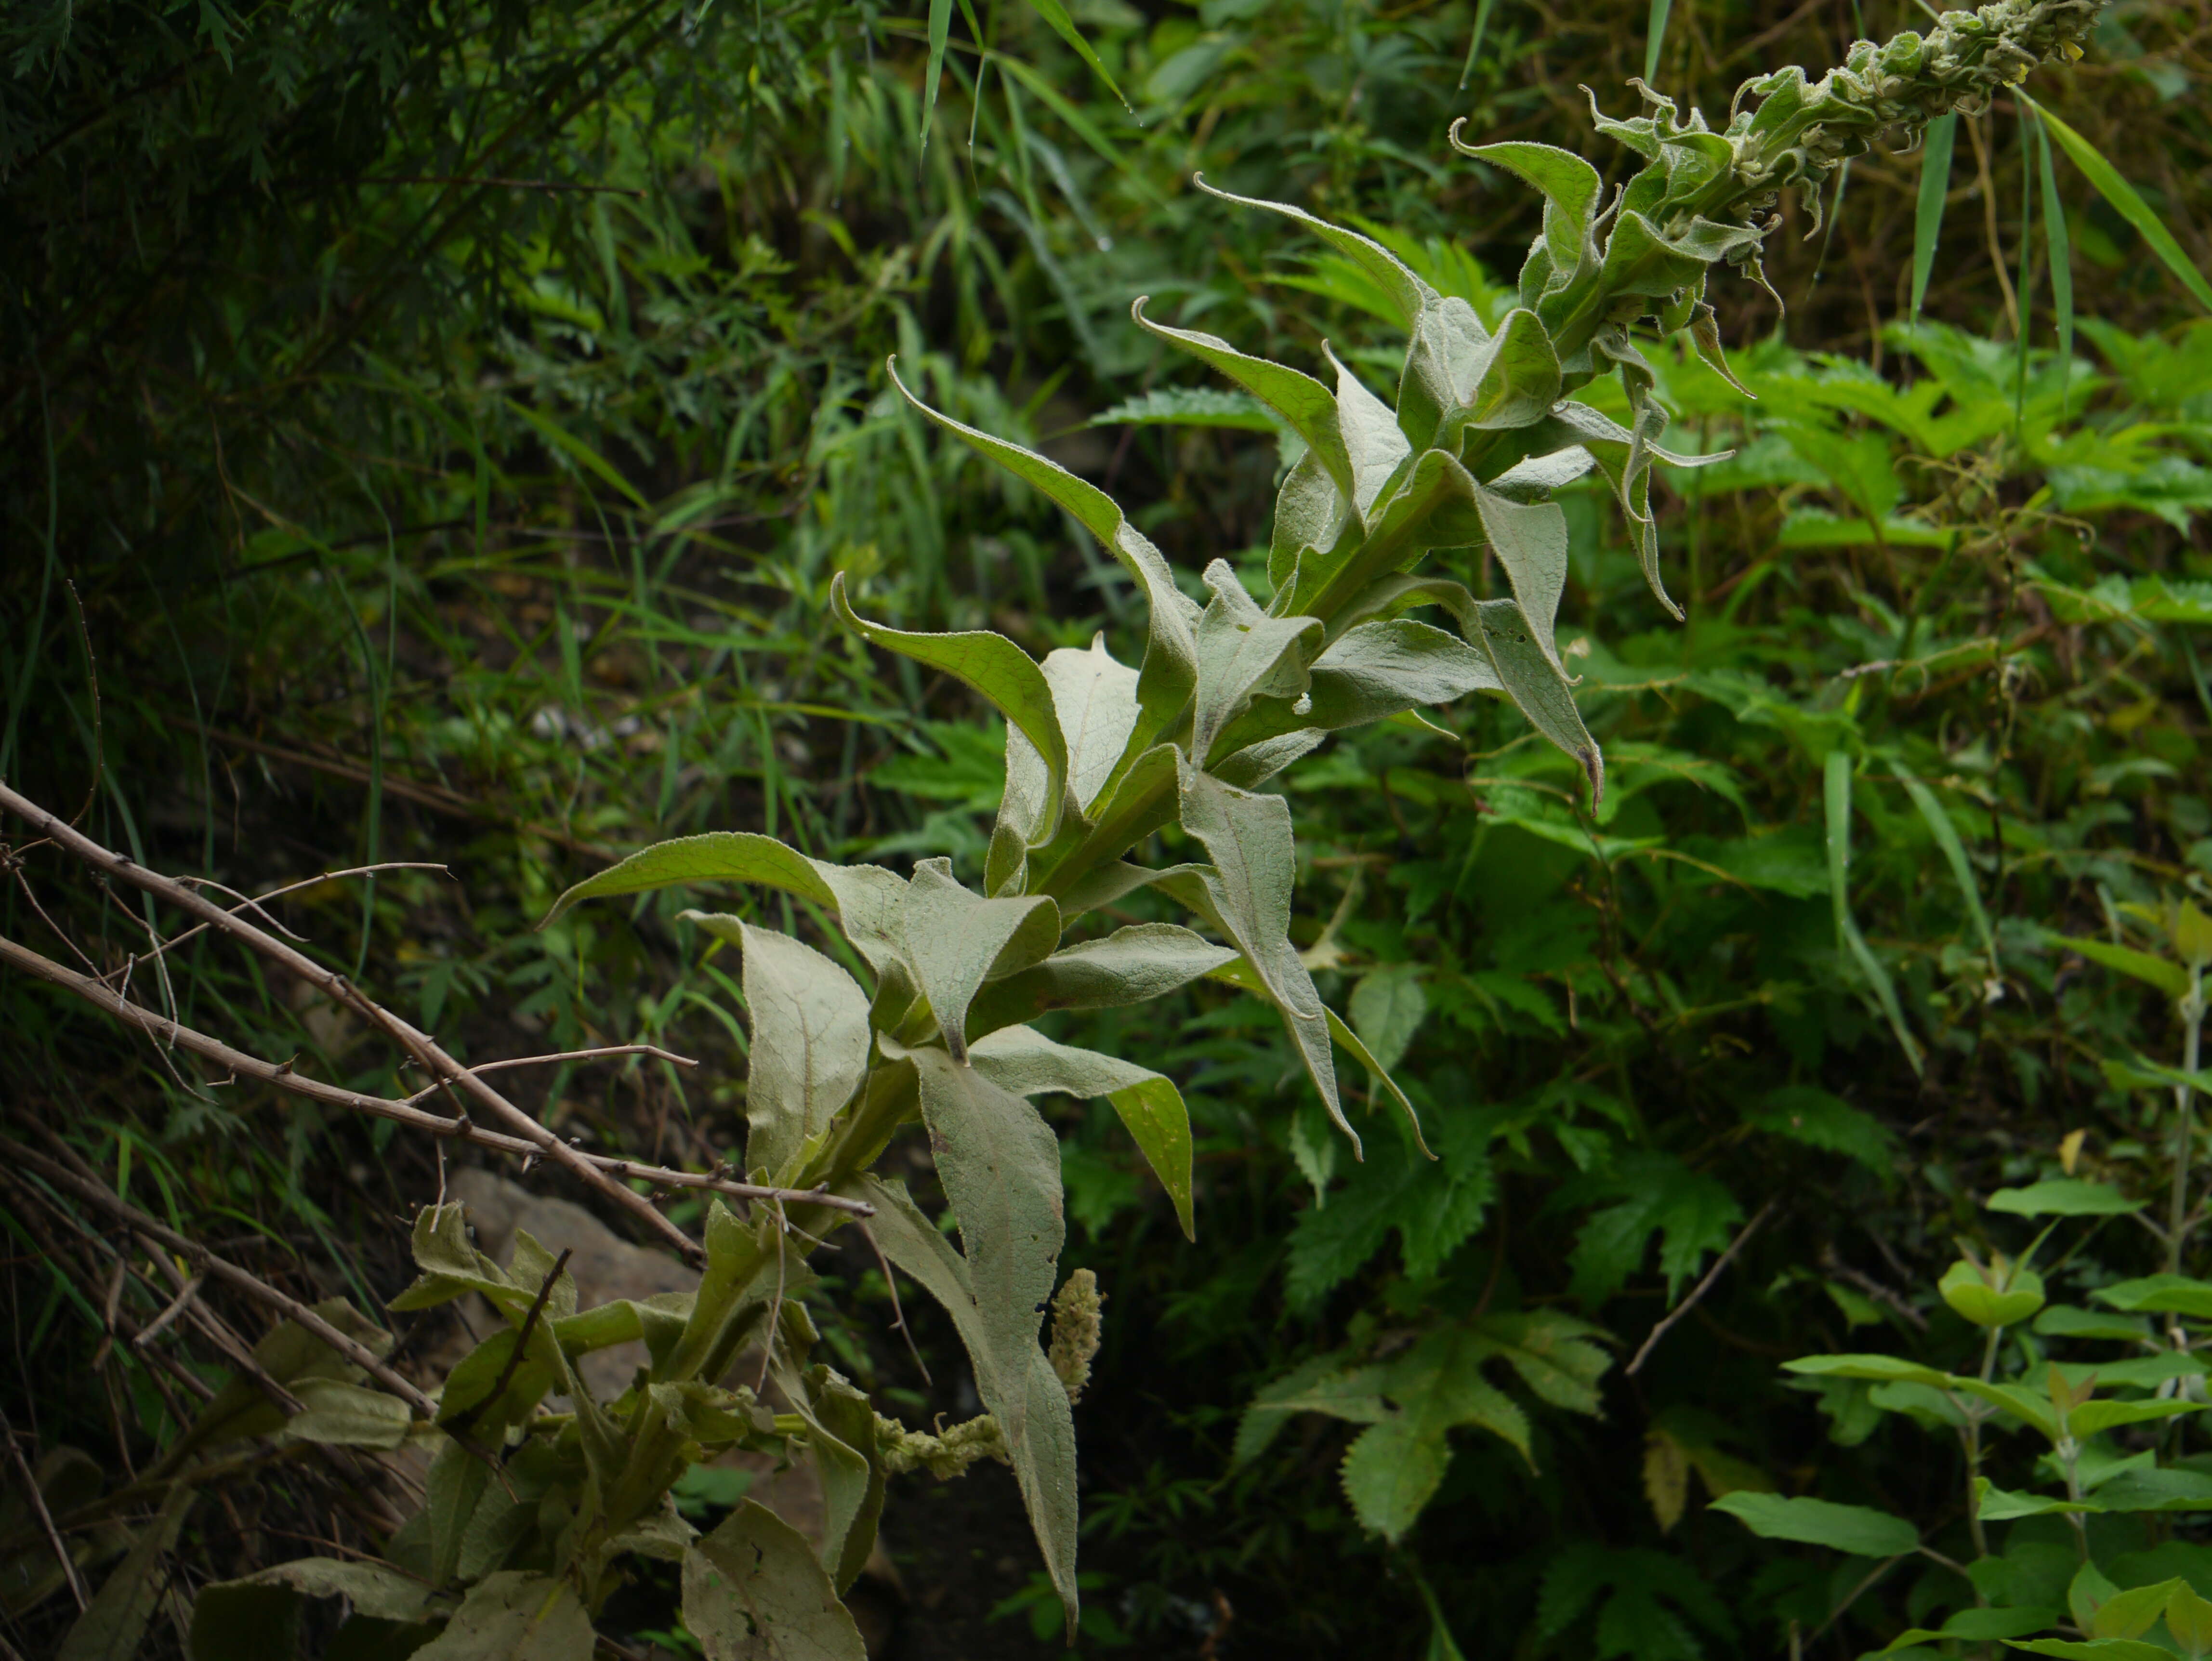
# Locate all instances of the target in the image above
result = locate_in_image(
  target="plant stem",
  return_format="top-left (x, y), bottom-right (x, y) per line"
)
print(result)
top-left (2170, 961), bottom-right (2204, 1278)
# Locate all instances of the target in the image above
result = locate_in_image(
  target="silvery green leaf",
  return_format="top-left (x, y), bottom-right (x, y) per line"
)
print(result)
top-left (1088, 386), bottom-right (1280, 431)
top-left (1043, 637), bottom-right (1142, 815)
top-left (283, 1380), bottom-right (412, 1450)
top-left (1131, 299), bottom-right (1356, 505)
top-left (1051, 857), bottom-right (1213, 921)
top-left (1172, 758), bottom-right (1352, 1151)
top-left (1397, 295), bottom-right (1493, 453)
top-left (1325, 342), bottom-right (1412, 518)
top-left (1452, 140), bottom-right (1604, 295)
top-left (544, 830), bottom-right (910, 977)
top-left (1308, 619), bottom-right (1501, 725)
top-left (881, 1051), bottom-right (1083, 1635)
top-left (683, 1502), bottom-right (868, 1661)
top-left (730, 922), bottom-right (872, 1180)
top-left (1471, 486), bottom-right (1570, 670)
top-left (1268, 447), bottom-right (1357, 597)
top-left (1467, 599), bottom-right (1604, 803)
top-left (1051, 743), bottom-right (1183, 886)
top-left (765, 1364), bottom-right (881, 1595)
top-left (887, 360), bottom-right (1198, 744)
top-left (412, 1572), bottom-right (594, 1661)
top-left (1192, 175), bottom-right (1439, 329)
top-left (1192, 561), bottom-right (1324, 760)
top-left (968, 1025), bottom-right (1196, 1239)
top-left (833, 575), bottom-right (1069, 849)
top-left (966, 921), bottom-right (1237, 1034)
top-left (1488, 445), bottom-right (1597, 501)
top-left (1425, 307), bottom-right (1563, 454)
top-left (1213, 728), bottom-right (1328, 786)
top-left (901, 860), bottom-right (1061, 1062)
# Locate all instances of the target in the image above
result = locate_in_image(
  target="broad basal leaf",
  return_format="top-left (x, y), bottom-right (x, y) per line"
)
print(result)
top-left (728, 922), bottom-right (871, 1180)
top-left (683, 1502), bottom-right (868, 1661)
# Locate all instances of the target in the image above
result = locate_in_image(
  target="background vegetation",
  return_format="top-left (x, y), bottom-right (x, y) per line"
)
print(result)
top-left (4, 0), bottom-right (2212, 1654)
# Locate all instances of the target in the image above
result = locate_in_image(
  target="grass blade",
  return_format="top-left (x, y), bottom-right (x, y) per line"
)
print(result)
top-left (1895, 765), bottom-right (1999, 979)
top-left (1644, 0), bottom-right (1672, 87)
top-left (1458, 0), bottom-right (1498, 91)
top-left (2030, 109), bottom-right (2074, 416)
top-left (1911, 113), bottom-right (1957, 325)
top-left (1826, 750), bottom-right (1925, 1076)
top-left (2028, 94), bottom-right (2212, 314)
top-left (2013, 109), bottom-right (2035, 430)
top-left (1023, 0), bottom-right (1130, 112)
top-left (921, 0), bottom-right (952, 146)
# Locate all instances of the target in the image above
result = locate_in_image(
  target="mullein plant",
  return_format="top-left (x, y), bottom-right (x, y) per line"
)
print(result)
top-left (177, 5), bottom-right (2105, 1654)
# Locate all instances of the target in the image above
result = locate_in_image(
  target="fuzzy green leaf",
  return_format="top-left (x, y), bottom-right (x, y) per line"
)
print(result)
top-left (412, 1572), bottom-right (593, 1661)
top-left (1467, 598), bottom-right (1604, 803)
top-left (1192, 176), bottom-right (1438, 329)
top-left (682, 1502), bottom-right (868, 1661)
top-left (900, 859), bottom-right (1060, 1062)
top-left (1043, 638), bottom-right (1143, 816)
top-left (730, 922), bottom-right (871, 1180)
top-left (1191, 559), bottom-right (1324, 760)
top-left (965, 922), bottom-right (1237, 1039)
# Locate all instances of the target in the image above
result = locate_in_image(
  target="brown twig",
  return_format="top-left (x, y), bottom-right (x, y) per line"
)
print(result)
top-left (1626, 1198), bottom-right (1783, 1376)
top-left (401, 1043), bottom-right (696, 1105)
top-left (132, 1272), bottom-right (207, 1351)
top-left (0, 781), bottom-right (703, 1261)
top-left (445, 1248), bottom-right (573, 1439)
top-left (97, 862), bottom-right (451, 981)
top-left (2, 1138), bottom-right (436, 1416)
top-left (0, 1400), bottom-right (89, 1611)
top-left (0, 931), bottom-right (870, 1215)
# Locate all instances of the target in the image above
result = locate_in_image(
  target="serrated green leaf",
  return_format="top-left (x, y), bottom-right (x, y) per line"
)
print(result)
top-left (1350, 963), bottom-right (1428, 1076)
top-left (1708, 1491), bottom-right (1916, 1556)
top-left (1089, 386), bottom-right (1282, 431)
top-left (411, 1572), bottom-right (592, 1661)
top-left (1341, 1417), bottom-right (1452, 1543)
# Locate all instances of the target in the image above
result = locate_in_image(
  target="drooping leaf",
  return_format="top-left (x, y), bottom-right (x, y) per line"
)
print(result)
top-left (1894, 764), bottom-right (1999, 972)
top-left (832, 576), bottom-right (1068, 850)
top-left (967, 1023), bottom-right (1195, 1238)
top-left (1132, 300), bottom-right (1356, 503)
top-left (1172, 758), bottom-right (1349, 1149)
top-left (2030, 97), bottom-right (2212, 315)
top-left (1467, 599), bottom-right (1603, 803)
top-left (886, 361), bottom-right (1198, 741)
top-left (1708, 1492), bottom-right (1917, 1557)
top-left (965, 922), bottom-right (1237, 1038)
top-left (1191, 176), bottom-right (1438, 329)
top-left (892, 1051), bottom-right (1082, 1633)
top-left (1299, 618), bottom-right (1500, 730)
top-left (682, 1502), bottom-right (868, 1661)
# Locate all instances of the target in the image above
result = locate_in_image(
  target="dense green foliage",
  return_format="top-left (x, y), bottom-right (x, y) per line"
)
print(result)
top-left (6, 0), bottom-right (2212, 1655)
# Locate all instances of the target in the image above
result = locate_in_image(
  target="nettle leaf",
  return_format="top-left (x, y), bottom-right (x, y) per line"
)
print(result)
top-left (1089, 386), bottom-right (1282, 432)
top-left (1041, 638), bottom-right (1142, 816)
top-left (731, 922), bottom-right (871, 1180)
top-left (901, 859), bottom-right (1060, 1063)
top-left (1192, 560), bottom-right (1324, 760)
top-left (1566, 1152), bottom-right (1739, 1305)
top-left (683, 1501), bottom-right (868, 1661)
top-left (1710, 1492), bottom-right (1917, 1557)
top-left (968, 1024), bottom-right (1196, 1239)
top-left (1131, 299), bottom-right (1356, 503)
top-left (1172, 759), bottom-right (1350, 1150)
top-left (1341, 1415), bottom-right (1452, 1543)
top-left (1350, 963), bottom-right (1428, 1075)
top-left (894, 1051), bottom-right (1082, 1633)
top-left (412, 1572), bottom-right (593, 1660)
top-left (832, 575), bottom-right (1068, 852)
top-left (888, 359), bottom-right (1199, 742)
